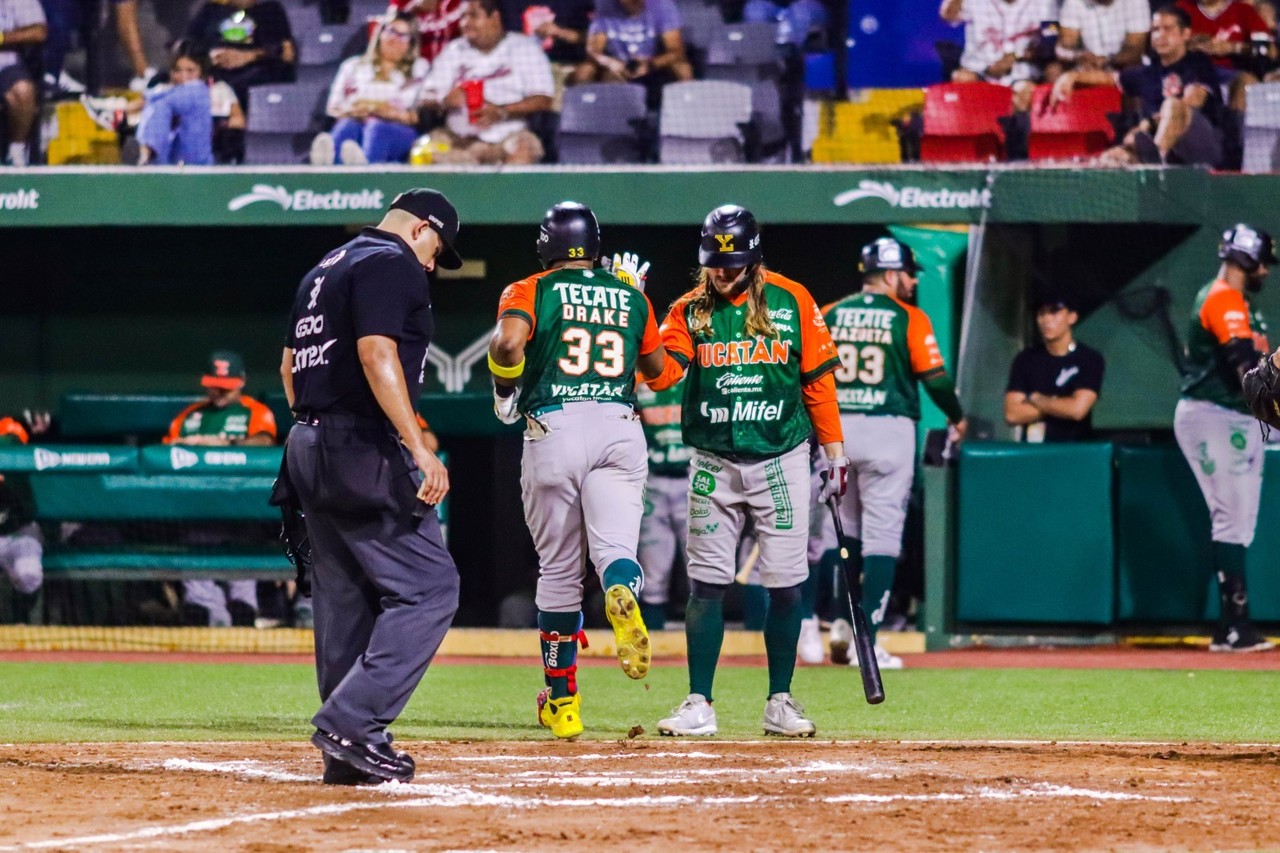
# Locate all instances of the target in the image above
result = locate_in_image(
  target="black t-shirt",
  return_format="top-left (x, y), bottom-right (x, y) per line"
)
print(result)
top-left (287, 228), bottom-right (434, 418)
top-left (1119, 51), bottom-right (1222, 126)
top-left (500, 0), bottom-right (595, 63)
top-left (1005, 342), bottom-right (1106, 442)
top-left (186, 1), bottom-right (295, 53)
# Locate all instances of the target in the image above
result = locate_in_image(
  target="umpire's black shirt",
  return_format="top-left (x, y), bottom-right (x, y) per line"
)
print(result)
top-left (288, 227), bottom-right (434, 417)
top-left (1005, 342), bottom-right (1105, 442)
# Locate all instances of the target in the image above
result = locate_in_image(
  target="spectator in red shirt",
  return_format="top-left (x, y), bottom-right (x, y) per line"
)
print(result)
top-left (389, 0), bottom-right (465, 62)
top-left (1177, 0), bottom-right (1273, 68)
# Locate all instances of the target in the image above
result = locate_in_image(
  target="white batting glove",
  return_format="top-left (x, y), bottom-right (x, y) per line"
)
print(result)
top-left (493, 383), bottom-right (522, 425)
top-left (603, 251), bottom-right (650, 291)
top-left (818, 456), bottom-right (850, 503)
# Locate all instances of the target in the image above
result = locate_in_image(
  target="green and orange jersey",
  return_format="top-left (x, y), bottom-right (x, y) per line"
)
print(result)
top-left (164, 395), bottom-right (278, 444)
top-left (822, 291), bottom-right (947, 421)
top-left (1182, 279), bottom-right (1270, 412)
top-left (636, 380), bottom-right (690, 476)
top-left (497, 266), bottom-right (662, 415)
top-left (660, 270), bottom-right (841, 457)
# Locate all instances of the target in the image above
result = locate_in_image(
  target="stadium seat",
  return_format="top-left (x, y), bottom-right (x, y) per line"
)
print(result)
top-left (659, 80), bottom-right (753, 164)
top-left (920, 82), bottom-right (1013, 163)
top-left (1027, 84), bottom-right (1120, 161)
top-left (285, 3), bottom-right (326, 43)
top-left (295, 24), bottom-right (363, 87)
top-left (348, 0), bottom-right (392, 22)
top-left (557, 83), bottom-right (648, 164)
top-left (1242, 81), bottom-right (1280, 173)
top-left (245, 82), bottom-right (327, 164)
top-left (704, 22), bottom-right (781, 82)
top-left (749, 81), bottom-right (787, 163)
top-left (678, 0), bottom-right (725, 59)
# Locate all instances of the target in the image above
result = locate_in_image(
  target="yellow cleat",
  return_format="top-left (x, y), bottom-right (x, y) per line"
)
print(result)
top-left (604, 584), bottom-right (651, 680)
top-left (537, 688), bottom-right (584, 740)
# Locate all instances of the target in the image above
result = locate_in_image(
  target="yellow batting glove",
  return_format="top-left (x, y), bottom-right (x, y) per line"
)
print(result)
top-left (606, 251), bottom-right (650, 291)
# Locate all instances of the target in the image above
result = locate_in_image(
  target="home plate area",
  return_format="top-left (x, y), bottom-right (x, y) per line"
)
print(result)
top-left (2, 741), bottom-right (1279, 851)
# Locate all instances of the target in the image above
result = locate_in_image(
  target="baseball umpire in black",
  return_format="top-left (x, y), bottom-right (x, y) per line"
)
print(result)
top-left (278, 188), bottom-right (462, 785)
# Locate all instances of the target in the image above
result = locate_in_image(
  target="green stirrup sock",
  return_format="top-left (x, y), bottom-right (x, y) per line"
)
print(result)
top-left (764, 589), bottom-right (804, 697)
top-left (741, 583), bottom-right (769, 631)
top-left (537, 610), bottom-right (582, 700)
top-left (685, 595), bottom-right (725, 703)
top-left (602, 558), bottom-right (643, 598)
top-left (639, 602), bottom-right (667, 630)
top-left (860, 555), bottom-right (897, 646)
top-left (800, 559), bottom-right (821, 618)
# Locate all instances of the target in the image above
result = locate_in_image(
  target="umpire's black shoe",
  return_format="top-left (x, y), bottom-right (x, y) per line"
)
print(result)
top-left (1210, 622), bottom-right (1275, 653)
top-left (311, 729), bottom-right (415, 783)
top-left (322, 754), bottom-right (384, 786)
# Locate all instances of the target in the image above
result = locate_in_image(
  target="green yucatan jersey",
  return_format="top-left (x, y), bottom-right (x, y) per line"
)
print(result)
top-left (165, 396), bottom-right (276, 443)
top-left (497, 266), bottom-right (660, 416)
top-left (664, 271), bottom-right (839, 458)
top-left (1182, 279), bottom-right (1269, 413)
top-left (636, 381), bottom-right (690, 476)
top-left (822, 291), bottom-right (947, 421)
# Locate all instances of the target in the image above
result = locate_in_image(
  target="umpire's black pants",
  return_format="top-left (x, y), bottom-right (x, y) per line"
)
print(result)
top-left (286, 416), bottom-right (459, 745)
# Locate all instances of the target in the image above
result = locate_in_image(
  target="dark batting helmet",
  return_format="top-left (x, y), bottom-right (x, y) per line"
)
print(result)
top-left (537, 201), bottom-right (600, 268)
top-left (860, 237), bottom-right (919, 276)
top-left (1218, 223), bottom-right (1278, 273)
top-left (698, 205), bottom-right (762, 268)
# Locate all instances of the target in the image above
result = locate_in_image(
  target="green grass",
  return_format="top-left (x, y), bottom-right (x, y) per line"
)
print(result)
top-left (3, 662), bottom-right (1279, 743)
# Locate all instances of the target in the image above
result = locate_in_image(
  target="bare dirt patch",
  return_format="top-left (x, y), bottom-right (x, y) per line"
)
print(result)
top-left (1, 740), bottom-right (1278, 851)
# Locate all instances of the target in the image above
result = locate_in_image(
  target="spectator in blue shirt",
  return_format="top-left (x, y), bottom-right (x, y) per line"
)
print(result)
top-left (572, 0), bottom-right (692, 84)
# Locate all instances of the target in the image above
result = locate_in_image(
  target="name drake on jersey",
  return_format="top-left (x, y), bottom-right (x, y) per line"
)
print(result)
top-left (554, 279), bottom-right (634, 327)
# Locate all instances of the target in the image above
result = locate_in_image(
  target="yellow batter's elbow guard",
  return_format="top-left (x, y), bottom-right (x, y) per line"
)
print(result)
top-left (488, 353), bottom-right (525, 380)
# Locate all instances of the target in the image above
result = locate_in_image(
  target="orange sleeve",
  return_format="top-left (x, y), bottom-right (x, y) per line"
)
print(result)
top-left (163, 401), bottom-right (203, 445)
top-left (497, 276), bottom-right (538, 336)
top-left (660, 297), bottom-right (695, 363)
top-left (907, 308), bottom-right (947, 375)
top-left (1201, 287), bottom-right (1252, 344)
top-left (795, 286), bottom-right (840, 383)
top-left (802, 373), bottom-right (842, 446)
top-left (0, 417), bottom-right (29, 445)
top-left (643, 353), bottom-right (687, 391)
top-left (639, 294), bottom-right (662, 356)
top-left (244, 397), bottom-right (278, 440)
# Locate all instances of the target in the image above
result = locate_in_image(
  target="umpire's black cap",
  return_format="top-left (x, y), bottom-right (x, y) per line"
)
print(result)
top-left (391, 188), bottom-right (463, 269)
top-left (860, 237), bottom-right (919, 276)
top-left (1219, 223), bottom-right (1278, 273)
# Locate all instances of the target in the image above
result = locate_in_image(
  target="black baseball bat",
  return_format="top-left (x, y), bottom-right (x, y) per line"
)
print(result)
top-left (825, 497), bottom-right (885, 705)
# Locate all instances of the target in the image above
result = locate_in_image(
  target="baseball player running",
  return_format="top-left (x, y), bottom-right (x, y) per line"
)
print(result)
top-left (648, 204), bottom-right (847, 738)
top-left (488, 201), bottom-right (671, 739)
top-left (1175, 224), bottom-right (1276, 653)
top-left (823, 237), bottom-right (967, 668)
top-left (636, 378), bottom-right (691, 629)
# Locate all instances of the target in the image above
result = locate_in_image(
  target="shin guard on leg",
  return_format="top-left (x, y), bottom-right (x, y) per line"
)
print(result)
top-left (538, 610), bottom-right (586, 699)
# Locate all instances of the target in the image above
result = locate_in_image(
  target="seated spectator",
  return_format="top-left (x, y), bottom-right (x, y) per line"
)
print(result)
top-left (1057, 0), bottom-right (1149, 71)
top-left (1056, 7), bottom-right (1224, 165)
top-left (0, 0), bottom-right (46, 167)
top-left (1178, 0), bottom-right (1274, 112)
top-left (743, 0), bottom-right (827, 48)
top-left (940, 0), bottom-right (1058, 112)
top-left (1004, 297), bottom-right (1105, 442)
top-left (418, 0), bottom-right (554, 164)
top-left (392, 0), bottom-right (465, 62)
top-left (0, 411), bottom-right (47, 624)
top-left (185, 0), bottom-right (296, 108)
top-left (164, 351), bottom-right (277, 627)
top-left (41, 0), bottom-right (154, 96)
top-left (572, 0), bottom-right (692, 87)
top-left (129, 44), bottom-right (245, 166)
top-left (310, 14), bottom-right (428, 165)
top-left (502, 0), bottom-right (594, 67)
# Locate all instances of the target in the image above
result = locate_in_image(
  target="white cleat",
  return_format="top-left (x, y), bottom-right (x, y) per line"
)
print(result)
top-left (763, 692), bottom-right (816, 737)
top-left (797, 616), bottom-right (824, 664)
top-left (874, 643), bottom-right (904, 670)
top-left (658, 694), bottom-right (718, 736)
top-left (829, 617), bottom-right (853, 664)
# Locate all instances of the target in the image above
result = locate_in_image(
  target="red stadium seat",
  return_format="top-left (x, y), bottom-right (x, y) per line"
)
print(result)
top-left (920, 82), bottom-right (1014, 163)
top-left (1028, 85), bottom-right (1121, 161)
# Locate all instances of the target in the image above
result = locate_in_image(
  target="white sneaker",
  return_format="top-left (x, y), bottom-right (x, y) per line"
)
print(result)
top-left (657, 694), bottom-right (717, 736)
top-left (762, 692), bottom-right (816, 737)
top-left (339, 139), bottom-right (368, 165)
top-left (80, 94), bottom-right (128, 131)
top-left (797, 616), bottom-right (823, 664)
top-left (6, 142), bottom-right (28, 167)
top-left (57, 70), bottom-right (86, 94)
top-left (309, 132), bottom-right (335, 165)
top-left (874, 643), bottom-right (904, 670)
top-left (829, 617), bottom-right (853, 664)
top-left (129, 67), bottom-right (157, 93)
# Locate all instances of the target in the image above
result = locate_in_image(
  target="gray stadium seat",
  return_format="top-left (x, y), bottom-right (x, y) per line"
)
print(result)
top-left (705, 22), bottom-right (781, 81)
top-left (245, 81), bottom-right (328, 165)
top-left (557, 83), bottom-right (648, 164)
top-left (750, 81), bottom-right (786, 163)
top-left (659, 80), bottom-right (753, 164)
top-left (285, 3), bottom-right (326, 42)
top-left (348, 0), bottom-right (392, 22)
top-left (1243, 82), bottom-right (1280, 173)
top-left (298, 24), bottom-right (363, 66)
top-left (677, 0), bottom-right (724, 54)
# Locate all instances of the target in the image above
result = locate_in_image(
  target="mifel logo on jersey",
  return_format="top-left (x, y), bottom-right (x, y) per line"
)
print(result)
top-left (696, 338), bottom-right (791, 368)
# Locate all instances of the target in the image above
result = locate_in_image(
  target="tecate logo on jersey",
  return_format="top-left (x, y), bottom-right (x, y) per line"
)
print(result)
top-left (227, 184), bottom-right (385, 212)
top-left (0, 189), bottom-right (39, 211)
top-left (832, 180), bottom-right (991, 210)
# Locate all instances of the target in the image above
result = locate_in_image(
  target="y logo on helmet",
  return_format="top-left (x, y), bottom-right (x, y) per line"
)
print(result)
top-left (714, 234), bottom-right (735, 252)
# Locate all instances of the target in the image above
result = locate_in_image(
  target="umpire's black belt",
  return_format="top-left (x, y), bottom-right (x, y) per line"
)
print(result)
top-left (293, 410), bottom-right (391, 428)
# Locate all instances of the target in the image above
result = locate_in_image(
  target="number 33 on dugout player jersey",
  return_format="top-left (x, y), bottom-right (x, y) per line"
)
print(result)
top-left (496, 267), bottom-right (663, 415)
